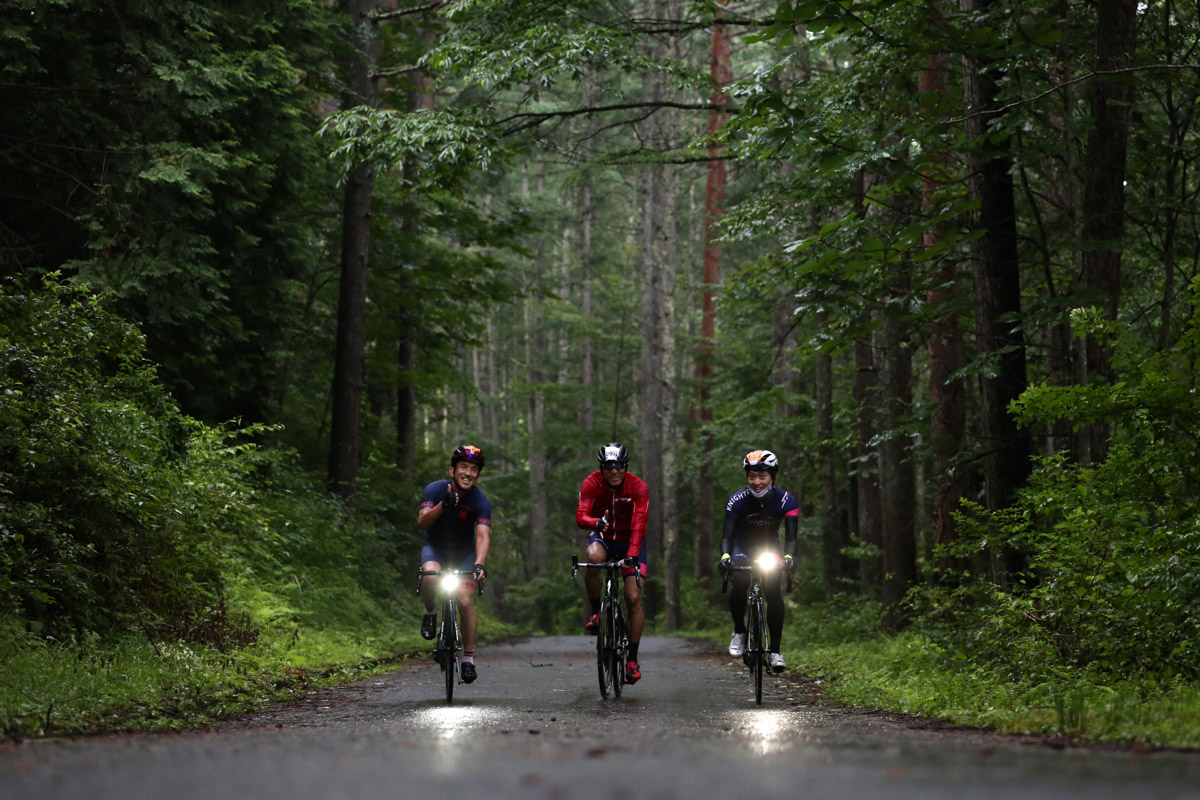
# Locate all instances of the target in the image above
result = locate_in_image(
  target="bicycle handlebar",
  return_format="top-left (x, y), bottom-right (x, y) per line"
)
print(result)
top-left (415, 567), bottom-right (486, 595)
top-left (719, 562), bottom-right (793, 594)
top-left (570, 554), bottom-right (643, 587)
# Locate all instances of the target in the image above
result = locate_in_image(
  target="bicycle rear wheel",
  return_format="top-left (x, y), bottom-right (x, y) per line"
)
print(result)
top-left (748, 595), bottom-right (765, 705)
top-left (596, 599), bottom-right (614, 698)
top-left (441, 598), bottom-right (458, 703)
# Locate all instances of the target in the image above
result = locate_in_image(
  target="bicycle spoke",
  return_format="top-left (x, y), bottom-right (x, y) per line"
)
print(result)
top-left (611, 604), bottom-right (624, 697)
top-left (442, 597), bottom-right (457, 703)
top-left (597, 599), bottom-right (612, 698)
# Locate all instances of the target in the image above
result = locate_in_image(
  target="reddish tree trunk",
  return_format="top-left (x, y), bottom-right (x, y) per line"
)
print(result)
top-left (920, 49), bottom-right (970, 573)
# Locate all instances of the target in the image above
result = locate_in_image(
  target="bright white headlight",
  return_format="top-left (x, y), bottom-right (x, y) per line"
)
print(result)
top-left (440, 573), bottom-right (460, 593)
top-left (756, 552), bottom-right (780, 572)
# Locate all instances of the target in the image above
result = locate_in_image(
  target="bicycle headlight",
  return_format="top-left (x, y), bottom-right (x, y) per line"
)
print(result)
top-left (440, 573), bottom-right (460, 593)
top-left (756, 552), bottom-right (781, 572)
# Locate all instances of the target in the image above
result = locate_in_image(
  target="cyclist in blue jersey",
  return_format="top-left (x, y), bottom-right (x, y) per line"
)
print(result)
top-left (418, 444), bottom-right (491, 684)
top-left (718, 449), bottom-right (798, 673)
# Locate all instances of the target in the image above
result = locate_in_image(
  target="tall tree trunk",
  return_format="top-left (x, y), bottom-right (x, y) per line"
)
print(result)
top-left (692, 0), bottom-right (729, 584)
top-left (1076, 0), bottom-right (1137, 463)
top-left (878, 281), bottom-right (917, 630)
top-left (848, 168), bottom-right (883, 594)
top-left (639, 0), bottom-right (680, 627)
top-left (525, 165), bottom-right (548, 574)
top-left (853, 332), bottom-right (883, 594)
top-left (579, 67), bottom-right (596, 465)
top-left (394, 8), bottom-right (439, 476)
top-left (815, 308), bottom-right (843, 597)
top-left (1154, 0), bottom-right (1185, 351)
top-left (396, 337), bottom-right (416, 473)
top-left (961, 0), bottom-right (1032, 584)
top-left (327, 0), bottom-right (381, 497)
top-left (1047, 0), bottom-right (1080, 458)
top-left (526, 289), bottom-right (548, 573)
top-left (920, 47), bottom-right (970, 575)
top-left (482, 316), bottom-right (500, 441)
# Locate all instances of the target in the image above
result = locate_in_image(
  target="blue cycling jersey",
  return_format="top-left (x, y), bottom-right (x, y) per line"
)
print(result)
top-left (420, 480), bottom-right (492, 561)
top-left (724, 486), bottom-right (799, 556)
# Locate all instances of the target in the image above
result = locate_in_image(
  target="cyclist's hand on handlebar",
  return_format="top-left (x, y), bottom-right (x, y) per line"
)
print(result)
top-left (783, 554), bottom-right (795, 573)
top-left (620, 556), bottom-right (637, 569)
top-left (442, 485), bottom-right (459, 510)
top-left (473, 563), bottom-right (487, 582)
top-left (718, 553), bottom-right (732, 575)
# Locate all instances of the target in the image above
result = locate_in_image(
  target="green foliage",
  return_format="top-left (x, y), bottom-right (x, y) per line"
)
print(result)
top-left (1, 0), bottom-right (339, 423)
top-left (916, 300), bottom-right (1200, 684)
top-left (0, 279), bottom-right (271, 643)
top-left (320, 107), bottom-right (502, 181)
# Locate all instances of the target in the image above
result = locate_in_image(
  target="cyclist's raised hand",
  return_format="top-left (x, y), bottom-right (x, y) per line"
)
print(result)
top-left (595, 513), bottom-right (610, 536)
top-left (443, 484), bottom-right (459, 510)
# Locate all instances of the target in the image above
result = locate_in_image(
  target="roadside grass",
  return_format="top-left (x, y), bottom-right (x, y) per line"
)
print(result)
top-left (776, 602), bottom-right (1200, 750)
top-left (0, 603), bottom-right (515, 738)
top-left (9, 569), bottom-right (1200, 750)
top-left (673, 583), bottom-right (1200, 750)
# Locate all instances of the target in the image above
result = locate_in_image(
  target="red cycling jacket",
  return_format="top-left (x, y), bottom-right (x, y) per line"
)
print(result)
top-left (575, 470), bottom-right (650, 558)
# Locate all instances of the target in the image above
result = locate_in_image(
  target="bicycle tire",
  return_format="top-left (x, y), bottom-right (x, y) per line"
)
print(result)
top-left (441, 597), bottom-right (458, 703)
top-left (748, 595), bottom-right (765, 705)
top-left (611, 602), bottom-right (625, 698)
top-left (597, 598), bottom-right (614, 698)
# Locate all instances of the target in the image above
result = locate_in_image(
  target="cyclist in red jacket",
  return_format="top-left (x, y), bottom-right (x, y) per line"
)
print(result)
top-left (576, 442), bottom-right (649, 684)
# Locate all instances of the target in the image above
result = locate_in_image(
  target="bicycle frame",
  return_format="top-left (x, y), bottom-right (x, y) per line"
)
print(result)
top-left (416, 567), bottom-right (479, 703)
top-left (571, 554), bottom-right (642, 699)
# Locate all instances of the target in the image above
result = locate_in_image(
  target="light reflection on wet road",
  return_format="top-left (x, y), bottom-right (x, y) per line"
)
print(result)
top-left (2, 636), bottom-right (1197, 800)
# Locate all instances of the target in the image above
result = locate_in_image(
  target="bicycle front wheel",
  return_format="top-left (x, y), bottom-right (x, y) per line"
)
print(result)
top-left (748, 595), bottom-right (765, 705)
top-left (441, 598), bottom-right (458, 703)
top-left (597, 599), bottom-right (615, 698)
top-left (611, 603), bottom-right (626, 698)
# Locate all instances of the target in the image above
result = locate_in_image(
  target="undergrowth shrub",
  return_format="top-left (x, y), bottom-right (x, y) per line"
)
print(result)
top-left (0, 278), bottom-right (268, 646)
top-left (919, 303), bottom-right (1200, 684)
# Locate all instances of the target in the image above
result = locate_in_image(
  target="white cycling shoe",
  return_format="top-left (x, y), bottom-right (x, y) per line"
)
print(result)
top-left (728, 631), bottom-right (747, 658)
top-left (769, 652), bottom-right (787, 673)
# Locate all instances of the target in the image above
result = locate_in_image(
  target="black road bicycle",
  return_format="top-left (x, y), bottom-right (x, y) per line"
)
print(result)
top-left (416, 567), bottom-right (481, 703)
top-left (722, 553), bottom-right (792, 705)
top-left (571, 554), bottom-right (641, 698)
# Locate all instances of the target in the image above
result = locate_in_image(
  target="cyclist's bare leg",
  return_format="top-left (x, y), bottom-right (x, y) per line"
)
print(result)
top-left (419, 560), bottom-right (442, 612)
top-left (458, 586), bottom-right (478, 652)
top-left (584, 541), bottom-right (607, 607)
top-left (623, 574), bottom-right (644, 643)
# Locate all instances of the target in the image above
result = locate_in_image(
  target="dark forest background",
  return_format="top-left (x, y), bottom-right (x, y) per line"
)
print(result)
top-left (3, 0), bottom-right (1200, 736)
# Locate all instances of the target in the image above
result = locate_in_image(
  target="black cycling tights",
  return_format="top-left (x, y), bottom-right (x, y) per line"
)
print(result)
top-left (729, 573), bottom-right (784, 652)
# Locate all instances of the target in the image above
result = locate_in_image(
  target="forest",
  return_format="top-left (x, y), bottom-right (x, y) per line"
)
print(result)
top-left (3, 0), bottom-right (1200, 744)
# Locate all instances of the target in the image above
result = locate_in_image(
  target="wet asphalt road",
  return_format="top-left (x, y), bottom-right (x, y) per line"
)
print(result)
top-left (2, 636), bottom-right (1198, 800)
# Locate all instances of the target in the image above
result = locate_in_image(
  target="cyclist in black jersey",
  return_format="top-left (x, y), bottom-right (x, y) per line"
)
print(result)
top-left (719, 449), bottom-right (798, 673)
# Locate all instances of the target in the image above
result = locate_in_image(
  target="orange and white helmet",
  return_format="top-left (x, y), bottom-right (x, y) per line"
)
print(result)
top-left (743, 449), bottom-right (778, 476)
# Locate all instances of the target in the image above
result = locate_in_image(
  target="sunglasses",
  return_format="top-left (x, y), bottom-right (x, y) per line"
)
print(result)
top-left (600, 462), bottom-right (627, 471)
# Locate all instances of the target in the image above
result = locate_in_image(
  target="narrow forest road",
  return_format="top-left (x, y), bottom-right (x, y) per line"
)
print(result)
top-left (2, 636), bottom-right (1196, 800)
